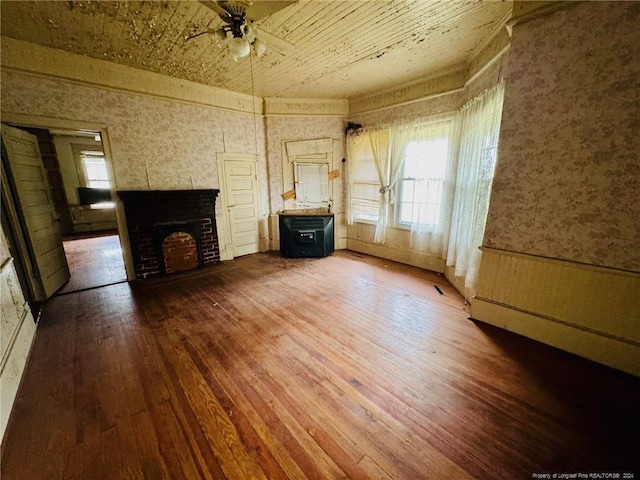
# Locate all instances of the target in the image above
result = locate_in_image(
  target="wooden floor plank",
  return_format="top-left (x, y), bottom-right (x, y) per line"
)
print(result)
top-left (2, 251), bottom-right (639, 479)
top-left (189, 274), bottom-right (424, 479)
top-left (197, 309), bottom-right (350, 480)
top-left (57, 233), bottom-right (127, 295)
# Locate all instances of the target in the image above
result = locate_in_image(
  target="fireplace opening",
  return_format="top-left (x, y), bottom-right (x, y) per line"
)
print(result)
top-left (152, 219), bottom-right (203, 276)
top-left (162, 231), bottom-right (199, 274)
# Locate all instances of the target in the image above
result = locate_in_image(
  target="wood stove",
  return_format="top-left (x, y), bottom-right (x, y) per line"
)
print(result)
top-left (279, 212), bottom-right (334, 258)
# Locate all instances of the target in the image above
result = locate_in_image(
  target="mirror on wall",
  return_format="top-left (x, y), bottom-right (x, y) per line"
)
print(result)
top-left (293, 162), bottom-right (329, 207)
top-left (283, 138), bottom-right (334, 211)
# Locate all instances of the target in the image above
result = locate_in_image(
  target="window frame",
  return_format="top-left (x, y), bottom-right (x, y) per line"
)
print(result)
top-left (349, 116), bottom-right (453, 228)
top-left (393, 129), bottom-right (450, 230)
top-left (80, 151), bottom-right (111, 189)
top-left (350, 135), bottom-right (380, 224)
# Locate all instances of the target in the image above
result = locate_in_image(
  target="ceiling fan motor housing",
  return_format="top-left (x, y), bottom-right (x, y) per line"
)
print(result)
top-left (220, 2), bottom-right (248, 38)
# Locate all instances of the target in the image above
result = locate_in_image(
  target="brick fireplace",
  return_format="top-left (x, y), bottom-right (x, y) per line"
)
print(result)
top-left (117, 190), bottom-right (220, 279)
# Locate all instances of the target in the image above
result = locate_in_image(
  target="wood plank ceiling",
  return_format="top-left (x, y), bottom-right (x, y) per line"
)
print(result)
top-left (0, 0), bottom-right (513, 99)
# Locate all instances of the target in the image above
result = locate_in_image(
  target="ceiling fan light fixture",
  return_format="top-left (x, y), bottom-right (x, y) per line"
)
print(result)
top-left (213, 28), bottom-right (227, 43)
top-left (193, 0), bottom-right (296, 60)
top-left (253, 37), bottom-right (267, 57)
top-left (228, 36), bottom-right (251, 61)
top-left (243, 22), bottom-right (257, 44)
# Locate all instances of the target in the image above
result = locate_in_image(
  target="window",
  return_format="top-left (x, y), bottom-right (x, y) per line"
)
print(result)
top-left (350, 137), bottom-right (380, 222)
top-left (81, 152), bottom-right (110, 189)
top-left (397, 122), bottom-right (450, 228)
top-left (80, 151), bottom-right (113, 209)
top-left (350, 120), bottom-right (452, 227)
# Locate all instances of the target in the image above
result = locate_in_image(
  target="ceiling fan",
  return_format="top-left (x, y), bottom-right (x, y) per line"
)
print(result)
top-left (189, 0), bottom-right (296, 61)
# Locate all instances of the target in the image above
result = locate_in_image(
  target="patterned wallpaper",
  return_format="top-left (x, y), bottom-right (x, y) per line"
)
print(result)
top-left (484, 2), bottom-right (640, 272)
top-left (264, 115), bottom-right (346, 214)
top-left (350, 90), bottom-right (465, 127)
top-left (1, 70), bottom-right (267, 203)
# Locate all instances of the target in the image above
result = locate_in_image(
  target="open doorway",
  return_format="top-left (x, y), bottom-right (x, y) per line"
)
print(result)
top-left (46, 127), bottom-right (127, 294)
top-left (2, 122), bottom-right (126, 299)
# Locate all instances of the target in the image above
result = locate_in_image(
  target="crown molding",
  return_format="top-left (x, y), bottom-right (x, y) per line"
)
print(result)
top-left (0, 37), bottom-right (262, 115)
top-left (467, 5), bottom-right (512, 82)
top-left (507, 1), bottom-right (583, 35)
top-left (263, 98), bottom-right (349, 117)
top-left (467, 27), bottom-right (511, 85)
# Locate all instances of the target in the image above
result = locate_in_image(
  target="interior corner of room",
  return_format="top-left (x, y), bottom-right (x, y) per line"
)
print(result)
top-left (1, 0), bottom-right (639, 476)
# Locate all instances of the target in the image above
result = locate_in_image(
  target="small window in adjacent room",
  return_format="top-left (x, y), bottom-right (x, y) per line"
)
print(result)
top-left (81, 151), bottom-right (110, 189)
top-left (80, 151), bottom-right (114, 209)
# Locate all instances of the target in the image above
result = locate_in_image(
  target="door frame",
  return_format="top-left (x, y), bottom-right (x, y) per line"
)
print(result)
top-left (216, 152), bottom-right (263, 261)
top-left (0, 113), bottom-right (134, 281)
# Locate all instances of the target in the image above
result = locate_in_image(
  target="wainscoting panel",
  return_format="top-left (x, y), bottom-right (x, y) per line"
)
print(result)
top-left (472, 247), bottom-right (640, 376)
top-left (347, 238), bottom-right (445, 273)
top-left (347, 222), bottom-right (445, 273)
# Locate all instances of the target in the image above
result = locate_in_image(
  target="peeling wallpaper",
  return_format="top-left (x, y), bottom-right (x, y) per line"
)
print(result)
top-left (484, 2), bottom-right (640, 272)
top-left (1, 71), bottom-right (267, 199)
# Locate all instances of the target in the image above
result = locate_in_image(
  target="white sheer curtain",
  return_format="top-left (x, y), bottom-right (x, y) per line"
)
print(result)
top-left (368, 122), bottom-right (416, 243)
top-left (408, 118), bottom-right (459, 255)
top-left (346, 131), bottom-right (369, 225)
top-left (446, 82), bottom-right (505, 296)
top-left (368, 128), bottom-right (390, 242)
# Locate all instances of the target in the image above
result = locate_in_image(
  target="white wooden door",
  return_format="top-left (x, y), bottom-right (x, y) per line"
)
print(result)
top-left (1, 124), bottom-right (70, 299)
top-left (223, 159), bottom-right (260, 257)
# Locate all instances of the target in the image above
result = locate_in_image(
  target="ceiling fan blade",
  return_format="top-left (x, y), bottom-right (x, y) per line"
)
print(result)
top-left (186, 29), bottom-right (217, 41)
top-left (255, 26), bottom-right (295, 55)
top-left (198, 0), bottom-right (232, 21)
top-left (245, 1), bottom-right (297, 21)
top-left (197, 0), bottom-right (297, 56)
top-left (200, 0), bottom-right (296, 21)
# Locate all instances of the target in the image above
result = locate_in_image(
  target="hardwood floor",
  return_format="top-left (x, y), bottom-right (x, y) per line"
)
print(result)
top-left (2, 251), bottom-right (638, 479)
top-left (56, 233), bottom-right (127, 295)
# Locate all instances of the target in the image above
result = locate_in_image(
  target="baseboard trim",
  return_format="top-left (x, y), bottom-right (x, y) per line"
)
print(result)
top-left (346, 238), bottom-right (445, 273)
top-left (471, 298), bottom-right (640, 377)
